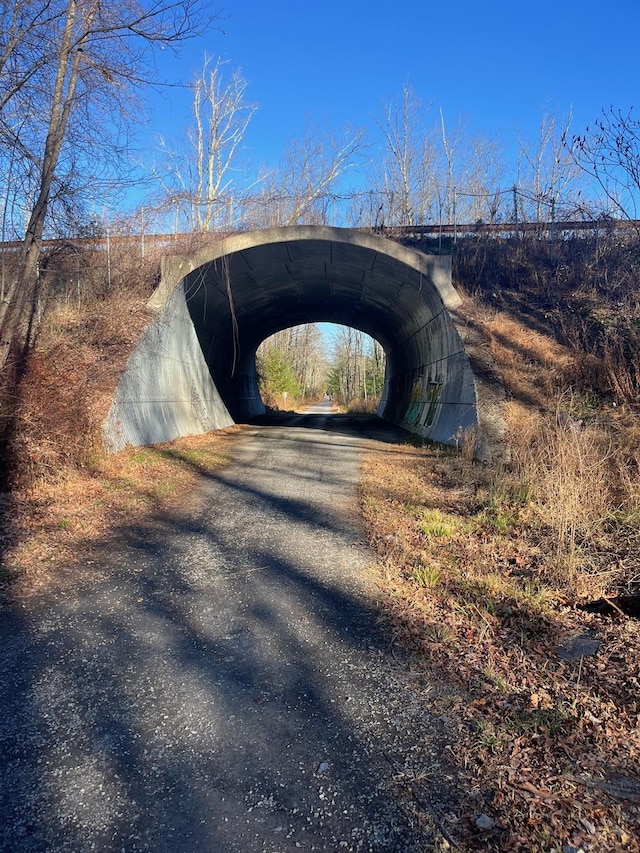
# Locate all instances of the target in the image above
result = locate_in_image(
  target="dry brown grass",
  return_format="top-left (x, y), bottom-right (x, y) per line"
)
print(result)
top-left (2, 427), bottom-right (243, 596)
top-left (360, 428), bottom-right (640, 852)
top-left (353, 288), bottom-right (640, 850)
top-left (511, 415), bottom-right (616, 579)
top-left (456, 300), bottom-right (640, 593)
top-left (8, 294), bottom-right (154, 488)
top-left (345, 396), bottom-right (380, 414)
top-left (466, 304), bottom-right (577, 409)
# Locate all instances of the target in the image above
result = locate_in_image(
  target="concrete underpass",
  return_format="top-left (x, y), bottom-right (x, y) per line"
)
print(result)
top-left (104, 226), bottom-right (505, 458)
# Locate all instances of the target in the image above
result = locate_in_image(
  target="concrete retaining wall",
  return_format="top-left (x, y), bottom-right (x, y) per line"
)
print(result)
top-left (103, 285), bottom-right (234, 452)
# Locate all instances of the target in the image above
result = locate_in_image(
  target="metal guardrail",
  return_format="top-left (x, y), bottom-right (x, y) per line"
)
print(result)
top-left (0, 219), bottom-right (638, 253)
top-left (379, 220), bottom-right (640, 236)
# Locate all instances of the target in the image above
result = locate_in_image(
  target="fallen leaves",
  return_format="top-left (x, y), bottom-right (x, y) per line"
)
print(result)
top-left (360, 436), bottom-right (640, 852)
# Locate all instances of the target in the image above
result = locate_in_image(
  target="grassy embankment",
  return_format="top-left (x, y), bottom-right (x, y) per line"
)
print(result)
top-left (358, 233), bottom-right (640, 852)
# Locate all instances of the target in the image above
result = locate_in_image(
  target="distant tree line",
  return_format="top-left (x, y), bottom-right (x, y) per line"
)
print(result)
top-left (256, 323), bottom-right (385, 411)
top-left (256, 325), bottom-right (328, 408)
top-left (326, 327), bottom-right (385, 409)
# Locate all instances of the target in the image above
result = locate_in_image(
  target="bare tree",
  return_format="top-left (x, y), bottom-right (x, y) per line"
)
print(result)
top-left (157, 56), bottom-right (256, 231)
top-left (257, 323), bottom-right (329, 401)
top-left (328, 326), bottom-right (383, 404)
top-left (453, 132), bottom-right (506, 224)
top-left (0, 0), bottom-right (216, 359)
top-left (437, 107), bottom-right (457, 225)
top-left (287, 323), bottom-right (328, 397)
top-left (518, 110), bottom-right (584, 222)
top-left (571, 107), bottom-right (640, 221)
top-left (370, 92), bottom-right (508, 228)
top-left (253, 122), bottom-right (365, 227)
top-left (370, 85), bottom-right (437, 226)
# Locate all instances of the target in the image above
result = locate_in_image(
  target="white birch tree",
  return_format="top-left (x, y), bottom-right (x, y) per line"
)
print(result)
top-left (370, 85), bottom-right (438, 226)
top-left (518, 111), bottom-right (584, 222)
top-left (157, 56), bottom-right (256, 231)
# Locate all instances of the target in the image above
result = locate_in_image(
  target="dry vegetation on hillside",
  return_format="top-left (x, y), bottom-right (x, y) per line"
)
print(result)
top-left (362, 230), bottom-right (640, 851)
top-left (360, 426), bottom-right (640, 852)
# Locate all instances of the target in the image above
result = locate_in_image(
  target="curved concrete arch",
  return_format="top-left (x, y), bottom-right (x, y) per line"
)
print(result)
top-left (104, 226), bottom-right (505, 458)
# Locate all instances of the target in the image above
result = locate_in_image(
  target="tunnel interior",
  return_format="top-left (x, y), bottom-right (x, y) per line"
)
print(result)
top-left (104, 227), bottom-right (503, 458)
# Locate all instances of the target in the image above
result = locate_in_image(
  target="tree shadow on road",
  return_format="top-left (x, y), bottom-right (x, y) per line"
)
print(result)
top-left (0, 431), bottom-right (463, 853)
top-left (249, 411), bottom-right (417, 446)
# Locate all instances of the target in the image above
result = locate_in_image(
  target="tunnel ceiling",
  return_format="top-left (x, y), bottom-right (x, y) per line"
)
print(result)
top-left (155, 225), bottom-right (460, 359)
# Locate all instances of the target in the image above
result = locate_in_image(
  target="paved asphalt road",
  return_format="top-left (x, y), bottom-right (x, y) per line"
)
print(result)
top-left (0, 405), bottom-right (459, 852)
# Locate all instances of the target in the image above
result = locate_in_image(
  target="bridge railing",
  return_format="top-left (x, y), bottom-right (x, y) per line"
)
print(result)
top-left (0, 218), bottom-right (638, 255)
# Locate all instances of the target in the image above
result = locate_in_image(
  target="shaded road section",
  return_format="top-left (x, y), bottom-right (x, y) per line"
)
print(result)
top-left (0, 412), bottom-right (458, 852)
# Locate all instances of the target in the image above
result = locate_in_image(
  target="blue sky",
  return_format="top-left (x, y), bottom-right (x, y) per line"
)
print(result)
top-left (144, 0), bottom-right (640, 183)
top-left (139, 1), bottom-right (638, 347)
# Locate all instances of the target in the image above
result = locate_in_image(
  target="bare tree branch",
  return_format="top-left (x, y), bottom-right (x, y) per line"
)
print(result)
top-left (0, 0), bottom-right (218, 361)
top-left (571, 107), bottom-right (640, 221)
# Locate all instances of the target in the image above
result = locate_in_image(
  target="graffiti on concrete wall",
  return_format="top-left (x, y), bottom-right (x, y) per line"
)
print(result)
top-left (405, 376), bottom-right (424, 425)
top-left (404, 375), bottom-right (443, 428)
top-left (423, 380), bottom-right (443, 427)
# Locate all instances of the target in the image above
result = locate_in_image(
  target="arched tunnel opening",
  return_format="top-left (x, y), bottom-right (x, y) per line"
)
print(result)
top-left (104, 226), bottom-right (506, 459)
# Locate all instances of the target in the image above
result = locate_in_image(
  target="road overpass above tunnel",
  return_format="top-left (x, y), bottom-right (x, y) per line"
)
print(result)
top-left (104, 226), bottom-right (506, 459)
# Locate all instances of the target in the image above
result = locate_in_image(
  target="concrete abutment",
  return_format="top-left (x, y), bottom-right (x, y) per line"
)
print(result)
top-left (103, 226), bottom-right (506, 460)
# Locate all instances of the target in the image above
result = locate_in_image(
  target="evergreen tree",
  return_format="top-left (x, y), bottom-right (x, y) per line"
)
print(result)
top-left (256, 348), bottom-right (300, 407)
